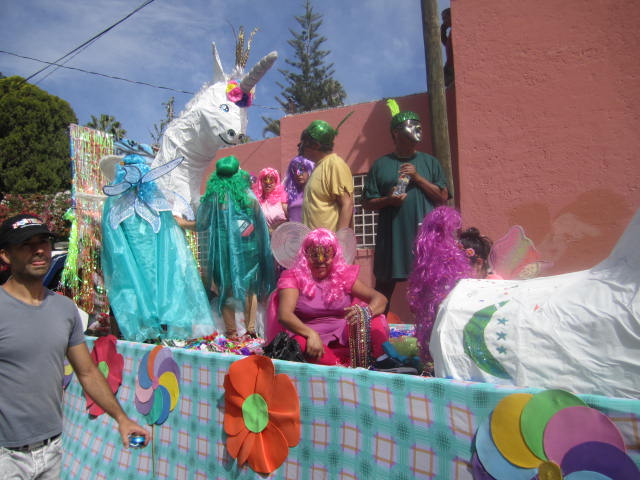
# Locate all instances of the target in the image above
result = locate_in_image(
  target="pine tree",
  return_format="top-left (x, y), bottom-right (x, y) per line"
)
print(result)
top-left (261, 0), bottom-right (346, 137)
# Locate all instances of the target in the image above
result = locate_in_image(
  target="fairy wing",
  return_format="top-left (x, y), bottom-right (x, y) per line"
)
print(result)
top-left (489, 225), bottom-right (548, 280)
top-left (271, 222), bottom-right (311, 269)
top-left (336, 227), bottom-right (357, 265)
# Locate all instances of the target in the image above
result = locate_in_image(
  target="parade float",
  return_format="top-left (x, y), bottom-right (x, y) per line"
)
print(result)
top-left (58, 37), bottom-right (639, 480)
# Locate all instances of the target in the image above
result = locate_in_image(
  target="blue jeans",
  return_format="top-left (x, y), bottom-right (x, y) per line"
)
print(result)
top-left (0, 436), bottom-right (62, 480)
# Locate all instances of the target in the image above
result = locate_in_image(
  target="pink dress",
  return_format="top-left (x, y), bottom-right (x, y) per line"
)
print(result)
top-left (266, 265), bottom-right (389, 366)
top-left (258, 192), bottom-right (288, 231)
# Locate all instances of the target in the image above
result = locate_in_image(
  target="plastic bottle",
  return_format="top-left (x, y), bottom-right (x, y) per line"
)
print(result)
top-left (394, 174), bottom-right (410, 196)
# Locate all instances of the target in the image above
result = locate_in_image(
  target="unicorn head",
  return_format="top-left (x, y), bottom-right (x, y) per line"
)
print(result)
top-left (153, 39), bottom-right (277, 218)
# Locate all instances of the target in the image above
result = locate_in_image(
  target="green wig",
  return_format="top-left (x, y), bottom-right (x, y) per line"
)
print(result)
top-left (201, 156), bottom-right (252, 211)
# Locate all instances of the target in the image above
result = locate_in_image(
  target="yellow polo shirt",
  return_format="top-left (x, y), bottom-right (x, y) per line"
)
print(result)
top-left (302, 153), bottom-right (354, 231)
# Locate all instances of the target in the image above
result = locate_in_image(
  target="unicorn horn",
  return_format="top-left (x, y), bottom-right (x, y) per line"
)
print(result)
top-left (240, 51), bottom-right (278, 93)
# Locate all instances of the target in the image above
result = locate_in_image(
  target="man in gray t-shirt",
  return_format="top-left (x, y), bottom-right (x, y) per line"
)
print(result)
top-left (0, 214), bottom-right (149, 478)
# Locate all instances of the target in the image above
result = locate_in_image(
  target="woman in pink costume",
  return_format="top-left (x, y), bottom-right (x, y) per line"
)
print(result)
top-left (268, 228), bottom-right (389, 366)
top-left (252, 167), bottom-right (288, 232)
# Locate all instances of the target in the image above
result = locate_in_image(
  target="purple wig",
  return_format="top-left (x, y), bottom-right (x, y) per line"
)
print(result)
top-left (252, 167), bottom-right (287, 205)
top-left (290, 228), bottom-right (351, 304)
top-left (283, 156), bottom-right (315, 202)
top-left (408, 206), bottom-right (473, 363)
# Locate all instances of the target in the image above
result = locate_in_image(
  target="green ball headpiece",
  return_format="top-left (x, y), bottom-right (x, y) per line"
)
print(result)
top-left (302, 112), bottom-right (355, 150)
top-left (303, 120), bottom-right (337, 149)
top-left (216, 155), bottom-right (240, 178)
top-left (387, 98), bottom-right (421, 131)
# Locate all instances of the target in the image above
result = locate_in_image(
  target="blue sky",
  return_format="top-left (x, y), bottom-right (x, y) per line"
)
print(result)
top-left (0, 0), bottom-right (449, 144)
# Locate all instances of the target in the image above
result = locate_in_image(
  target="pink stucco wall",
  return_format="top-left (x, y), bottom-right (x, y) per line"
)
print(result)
top-left (451, 0), bottom-right (640, 273)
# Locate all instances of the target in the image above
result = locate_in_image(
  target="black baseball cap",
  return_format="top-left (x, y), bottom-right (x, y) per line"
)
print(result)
top-left (0, 214), bottom-right (55, 249)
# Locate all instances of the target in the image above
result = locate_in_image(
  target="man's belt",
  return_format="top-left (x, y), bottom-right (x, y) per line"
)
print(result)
top-left (4, 433), bottom-right (61, 452)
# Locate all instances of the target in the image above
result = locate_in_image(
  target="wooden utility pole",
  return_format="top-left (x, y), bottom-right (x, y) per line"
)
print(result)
top-left (420, 0), bottom-right (455, 201)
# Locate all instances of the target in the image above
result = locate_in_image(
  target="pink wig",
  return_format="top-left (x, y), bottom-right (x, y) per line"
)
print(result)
top-left (290, 228), bottom-right (351, 304)
top-left (252, 167), bottom-right (287, 205)
top-left (408, 206), bottom-right (472, 362)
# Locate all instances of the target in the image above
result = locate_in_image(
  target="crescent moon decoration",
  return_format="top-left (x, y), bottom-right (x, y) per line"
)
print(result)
top-left (463, 301), bottom-right (511, 379)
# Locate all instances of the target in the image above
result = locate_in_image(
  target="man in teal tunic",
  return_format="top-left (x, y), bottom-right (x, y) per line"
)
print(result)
top-left (362, 107), bottom-right (449, 313)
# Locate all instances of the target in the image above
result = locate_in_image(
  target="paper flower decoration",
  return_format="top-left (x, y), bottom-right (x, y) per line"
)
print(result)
top-left (63, 359), bottom-right (74, 390)
top-left (473, 389), bottom-right (639, 479)
top-left (224, 355), bottom-right (300, 474)
top-left (85, 335), bottom-right (123, 416)
top-left (134, 345), bottom-right (180, 425)
top-left (226, 80), bottom-right (254, 107)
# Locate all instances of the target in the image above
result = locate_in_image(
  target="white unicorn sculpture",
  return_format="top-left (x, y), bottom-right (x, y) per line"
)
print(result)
top-left (152, 42), bottom-right (277, 218)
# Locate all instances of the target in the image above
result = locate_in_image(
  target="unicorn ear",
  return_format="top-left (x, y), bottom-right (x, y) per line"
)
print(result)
top-left (211, 42), bottom-right (226, 83)
top-left (240, 51), bottom-right (278, 93)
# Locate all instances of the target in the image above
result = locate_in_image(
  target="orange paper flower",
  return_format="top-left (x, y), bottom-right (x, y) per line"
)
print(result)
top-left (224, 355), bottom-right (300, 474)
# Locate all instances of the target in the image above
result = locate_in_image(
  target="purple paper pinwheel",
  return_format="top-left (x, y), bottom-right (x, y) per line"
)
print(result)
top-left (134, 345), bottom-right (180, 425)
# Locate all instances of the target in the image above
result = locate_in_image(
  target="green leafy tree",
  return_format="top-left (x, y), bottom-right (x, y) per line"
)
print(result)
top-left (86, 113), bottom-right (126, 141)
top-left (261, 0), bottom-right (347, 137)
top-left (0, 75), bottom-right (78, 194)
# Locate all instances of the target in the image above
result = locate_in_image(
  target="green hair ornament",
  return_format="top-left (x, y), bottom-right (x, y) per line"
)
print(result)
top-left (386, 98), bottom-right (421, 130)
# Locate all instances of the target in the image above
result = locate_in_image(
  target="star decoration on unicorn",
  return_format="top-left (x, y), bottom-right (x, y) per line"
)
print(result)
top-left (152, 28), bottom-right (278, 219)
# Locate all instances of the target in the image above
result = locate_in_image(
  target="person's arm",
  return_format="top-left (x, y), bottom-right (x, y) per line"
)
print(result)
top-left (282, 202), bottom-right (289, 220)
top-left (278, 288), bottom-right (324, 359)
top-left (399, 163), bottom-right (448, 206)
top-left (344, 279), bottom-right (388, 323)
top-left (336, 191), bottom-right (354, 230)
top-left (67, 343), bottom-right (149, 447)
top-left (173, 215), bottom-right (196, 231)
top-left (361, 191), bottom-right (407, 211)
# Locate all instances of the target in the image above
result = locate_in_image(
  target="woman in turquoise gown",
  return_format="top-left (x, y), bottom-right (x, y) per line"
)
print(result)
top-left (101, 140), bottom-right (215, 342)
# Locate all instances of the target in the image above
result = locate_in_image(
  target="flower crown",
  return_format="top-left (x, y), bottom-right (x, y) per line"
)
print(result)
top-left (226, 80), bottom-right (253, 108)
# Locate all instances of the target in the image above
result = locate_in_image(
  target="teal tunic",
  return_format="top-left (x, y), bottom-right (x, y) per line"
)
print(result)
top-left (363, 152), bottom-right (448, 280)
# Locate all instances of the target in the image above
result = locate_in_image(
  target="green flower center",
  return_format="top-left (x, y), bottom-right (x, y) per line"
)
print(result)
top-left (242, 393), bottom-right (269, 433)
top-left (98, 361), bottom-right (109, 378)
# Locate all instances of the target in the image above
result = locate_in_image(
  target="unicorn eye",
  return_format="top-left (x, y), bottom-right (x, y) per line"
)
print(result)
top-left (219, 104), bottom-right (230, 112)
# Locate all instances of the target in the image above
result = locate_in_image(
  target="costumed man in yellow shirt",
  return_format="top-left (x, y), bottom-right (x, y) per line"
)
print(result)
top-left (300, 119), bottom-right (354, 232)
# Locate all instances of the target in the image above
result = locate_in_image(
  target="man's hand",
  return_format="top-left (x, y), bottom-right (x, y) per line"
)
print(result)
top-left (387, 188), bottom-right (407, 206)
top-left (117, 417), bottom-right (150, 448)
top-left (399, 163), bottom-right (418, 180)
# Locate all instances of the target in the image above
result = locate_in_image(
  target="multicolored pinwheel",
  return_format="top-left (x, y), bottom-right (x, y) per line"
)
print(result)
top-left (224, 355), bottom-right (300, 474)
top-left (85, 335), bottom-right (123, 416)
top-left (472, 389), bottom-right (639, 479)
top-left (134, 345), bottom-right (180, 425)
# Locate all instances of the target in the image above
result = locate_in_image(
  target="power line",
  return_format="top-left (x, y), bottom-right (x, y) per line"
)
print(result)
top-left (1, 50), bottom-right (194, 95)
top-left (1, 49), bottom-right (287, 111)
top-left (20, 0), bottom-right (157, 87)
